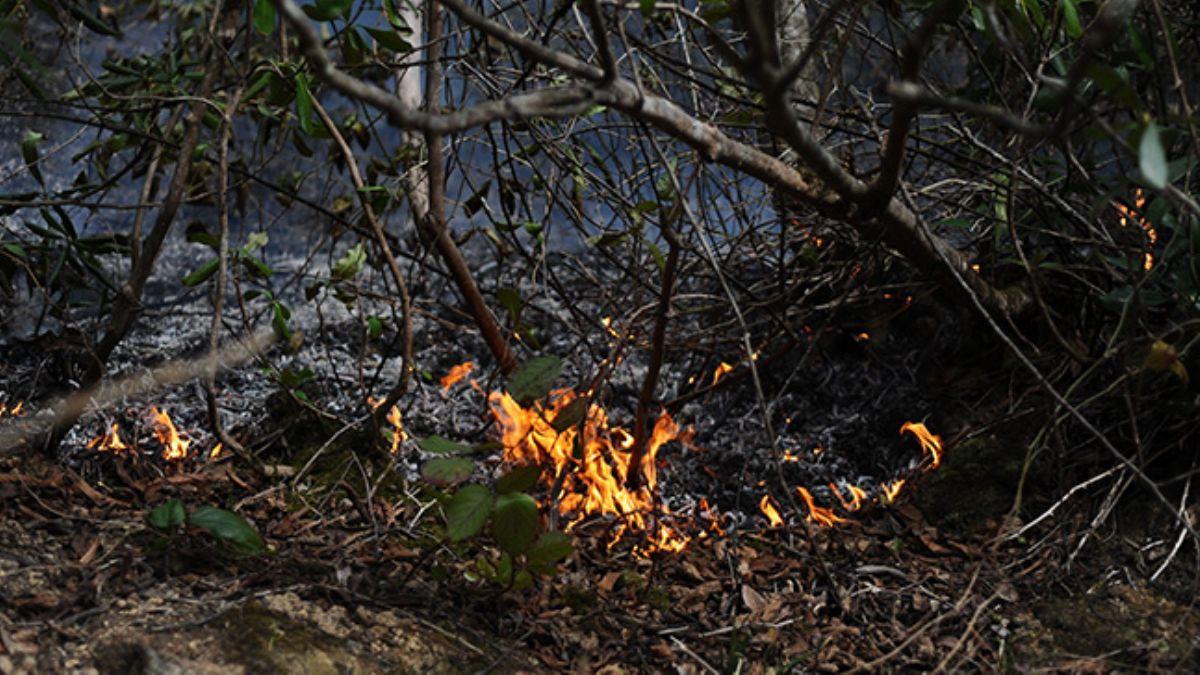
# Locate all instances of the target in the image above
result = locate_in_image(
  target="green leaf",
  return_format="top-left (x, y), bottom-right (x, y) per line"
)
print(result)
top-left (366, 315), bottom-right (382, 339)
top-left (1060, 0), bottom-right (1082, 38)
top-left (189, 506), bottom-right (267, 556)
top-left (445, 485), bottom-right (493, 541)
top-left (418, 435), bottom-right (472, 455)
top-left (497, 287), bottom-right (522, 322)
top-left (148, 498), bottom-right (186, 531)
top-left (422, 457), bottom-right (475, 486)
top-left (527, 530), bottom-right (573, 572)
top-left (492, 492), bottom-right (539, 555)
top-left (331, 242), bottom-right (365, 280)
top-left (507, 355), bottom-right (563, 403)
top-left (365, 27), bottom-right (413, 53)
top-left (496, 465), bottom-right (541, 494)
top-left (253, 0), bottom-right (276, 34)
top-left (551, 397), bottom-right (588, 432)
top-left (294, 72), bottom-right (315, 136)
top-left (639, 0), bottom-right (656, 17)
top-left (20, 131), bottom-right (44, 187)
top-left (182, 258), bottom-right (219, 287)
top-left (1139, 122), bottom-right (1168, 190)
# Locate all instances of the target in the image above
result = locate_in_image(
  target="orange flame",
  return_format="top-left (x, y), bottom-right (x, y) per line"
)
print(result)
top-left (86, 423), bottom-right (129, 454)
top-left (796, 487), bottom-right (847, 527)
top-left (711, 362), bottom-right (734, 386)
top-left (150, 407), bottom-right (190, 461)
top-left (0, 400), bottom-right (24, 418)
top-left (440, 361), bottom-right (475, 392)
top-left (882, 479), bottom-right (905, 502)
top-left (829, 482), bottom-right (866, 512)
top-left (488, 389), bottom-right (687, 553)
top-left (210, 443), bottom-right (224, 460)
top-left (759, 494), bottom-right (784, 527)
top-left (1114, 189), bottom-right (1156, 270)
top-left (900, 421), bottom-right (943, 468)
top-left (368, 396), bottom-right (408, 454)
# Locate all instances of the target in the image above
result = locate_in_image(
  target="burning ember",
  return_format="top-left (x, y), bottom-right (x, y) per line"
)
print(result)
top-left (0, 400), bottom-right (24, 418)
top-left (829, 482), bottom-right (866, 512)
top-left (759, 494), bottom-right (784, 527)
top-left (440, 361), bottom-right (475, 392)
top-left (488, 389), bottom-right (689, 553)
top-left (796, 487), bottom-right (847, 527)
top-left (368, 397), bottom-right (408, 454)
top-left (711, 362), bottom-right (734, 386)
top-left (1114, 189), bottom-right (1156, 271)
top-left (900, 421), bottom-right (943, 468)
top-left (150, 407), bottom-right (190, 461)
top-left (86, 423), bottom-right (129, 454)
top-left (882, 479), bottom-right (905, 503)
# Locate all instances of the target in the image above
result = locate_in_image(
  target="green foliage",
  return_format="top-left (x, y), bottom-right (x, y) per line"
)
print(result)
top-left (146, 499), bottom-right (268, 558)
top-left (506, 355), bottom-right (564, 404)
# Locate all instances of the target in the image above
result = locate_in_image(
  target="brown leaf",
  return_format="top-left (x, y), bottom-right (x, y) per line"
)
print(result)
top-left (741, 584), bottom-right (768, 613)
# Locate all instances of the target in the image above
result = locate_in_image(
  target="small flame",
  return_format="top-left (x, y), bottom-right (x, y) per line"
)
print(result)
top-left (150, 407), bottom-right (190, 461)
top-left (711, 362), bottom-right (734, 386)
top-left (796, 487), bottom-right (847, 527)
top-left (0, 400), bottom-right (24, 418)
top-left (855, 332), bottom-right (870, 342)
top-left (759, 494), bottom-right (784, 527)
top-left (1114, 189), bottom-right (1156, 270)
top-left (86, 423), bottom-right (129, 454)
top-left (489, 389), bottom-right (687, 553)
top-left (210, 443), bottom-right (224, 460)
top-left (882, 479), bottom-right (905, 502)
top-left (781, 450), bottom-right (802, 463)
top-left (440, 361), bottom-right (475, 392)
top-left (900, 421), bottom-right (943, 468)
top-left (369, 397), bottom-right (408, 454)
top-left (829, 482), bottom-right (866, 512)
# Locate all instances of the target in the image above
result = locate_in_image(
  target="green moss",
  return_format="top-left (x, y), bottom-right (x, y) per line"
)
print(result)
top-left (220, 605), bottom-right (364, 674)
top-left (914, 436), bottom-right (1023, 533)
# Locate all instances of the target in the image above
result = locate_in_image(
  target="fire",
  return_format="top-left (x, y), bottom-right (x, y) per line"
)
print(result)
top-left (0, 400), bottom-right (24, 418)
top-left (368, 396), bottom-right (408, 454)
top-left (1114, 189), bottom-right (1156, 270)
top-left (440, 361), bottom-right (475, 392)
top-left (829, 482), bottom-right (866, 512)
top-left (150, 407), bottom-right (190, 461)
top-left (86, 423), bottom-right (129, 454)
top-left (711, 362), bottom-right (734, 386)
top-left (882, 479), bottom-right (905, 502)
top-left (796, 487), bottom-right (847, 527)
top-left (900, 421), bottom-right (943, 468)
top-left (759, 494), bottom-right (784, 527)
top-left (488, 389), bottom-right (687, 553)
top-left (210, 443), bottom-right (224, 460)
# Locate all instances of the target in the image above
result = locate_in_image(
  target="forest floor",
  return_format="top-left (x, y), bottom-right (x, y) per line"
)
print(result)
top-left (1, 444), bottom-right (1196, 673)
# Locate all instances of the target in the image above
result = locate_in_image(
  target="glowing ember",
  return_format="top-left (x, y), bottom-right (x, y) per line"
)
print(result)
top-left (781, 450), bottom-right (802, 463)
top-left (711, 362), bottom-right (734, 386)
top-left (0, 400), bottom-right (24, 418)
top-left (759, 494), bottom-right (784, 527)
top-left (368, 396), bottom-right (408, 454)
top-left (1114, 189), bottom-right (1156, 271)
top-left (150, 407), bottom-right (190, 461)
top-left (440, 361), bottom-right (475, 392)
top-left (900, 421), bottom-right (943, 468)
top-left (86, 423), bottom-right (129, 454)
top-left (829, 482), bottom-right (866, 512)
top-left (855, 332), bottom-right (870, 342)
top-left (882, 479), bottom-right (905, 502)
top-left (796, 487), bottom-right (847, 527)
top-left (489, 389), bottom-right (687, 553)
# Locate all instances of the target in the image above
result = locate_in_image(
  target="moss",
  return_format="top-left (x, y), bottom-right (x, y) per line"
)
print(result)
top-left (914, 435), bottom-right (1023, 534)
top-left (219, 604), bottom-right (365, 674)
top-left (1011, 585), bottom-right (1199, 669)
